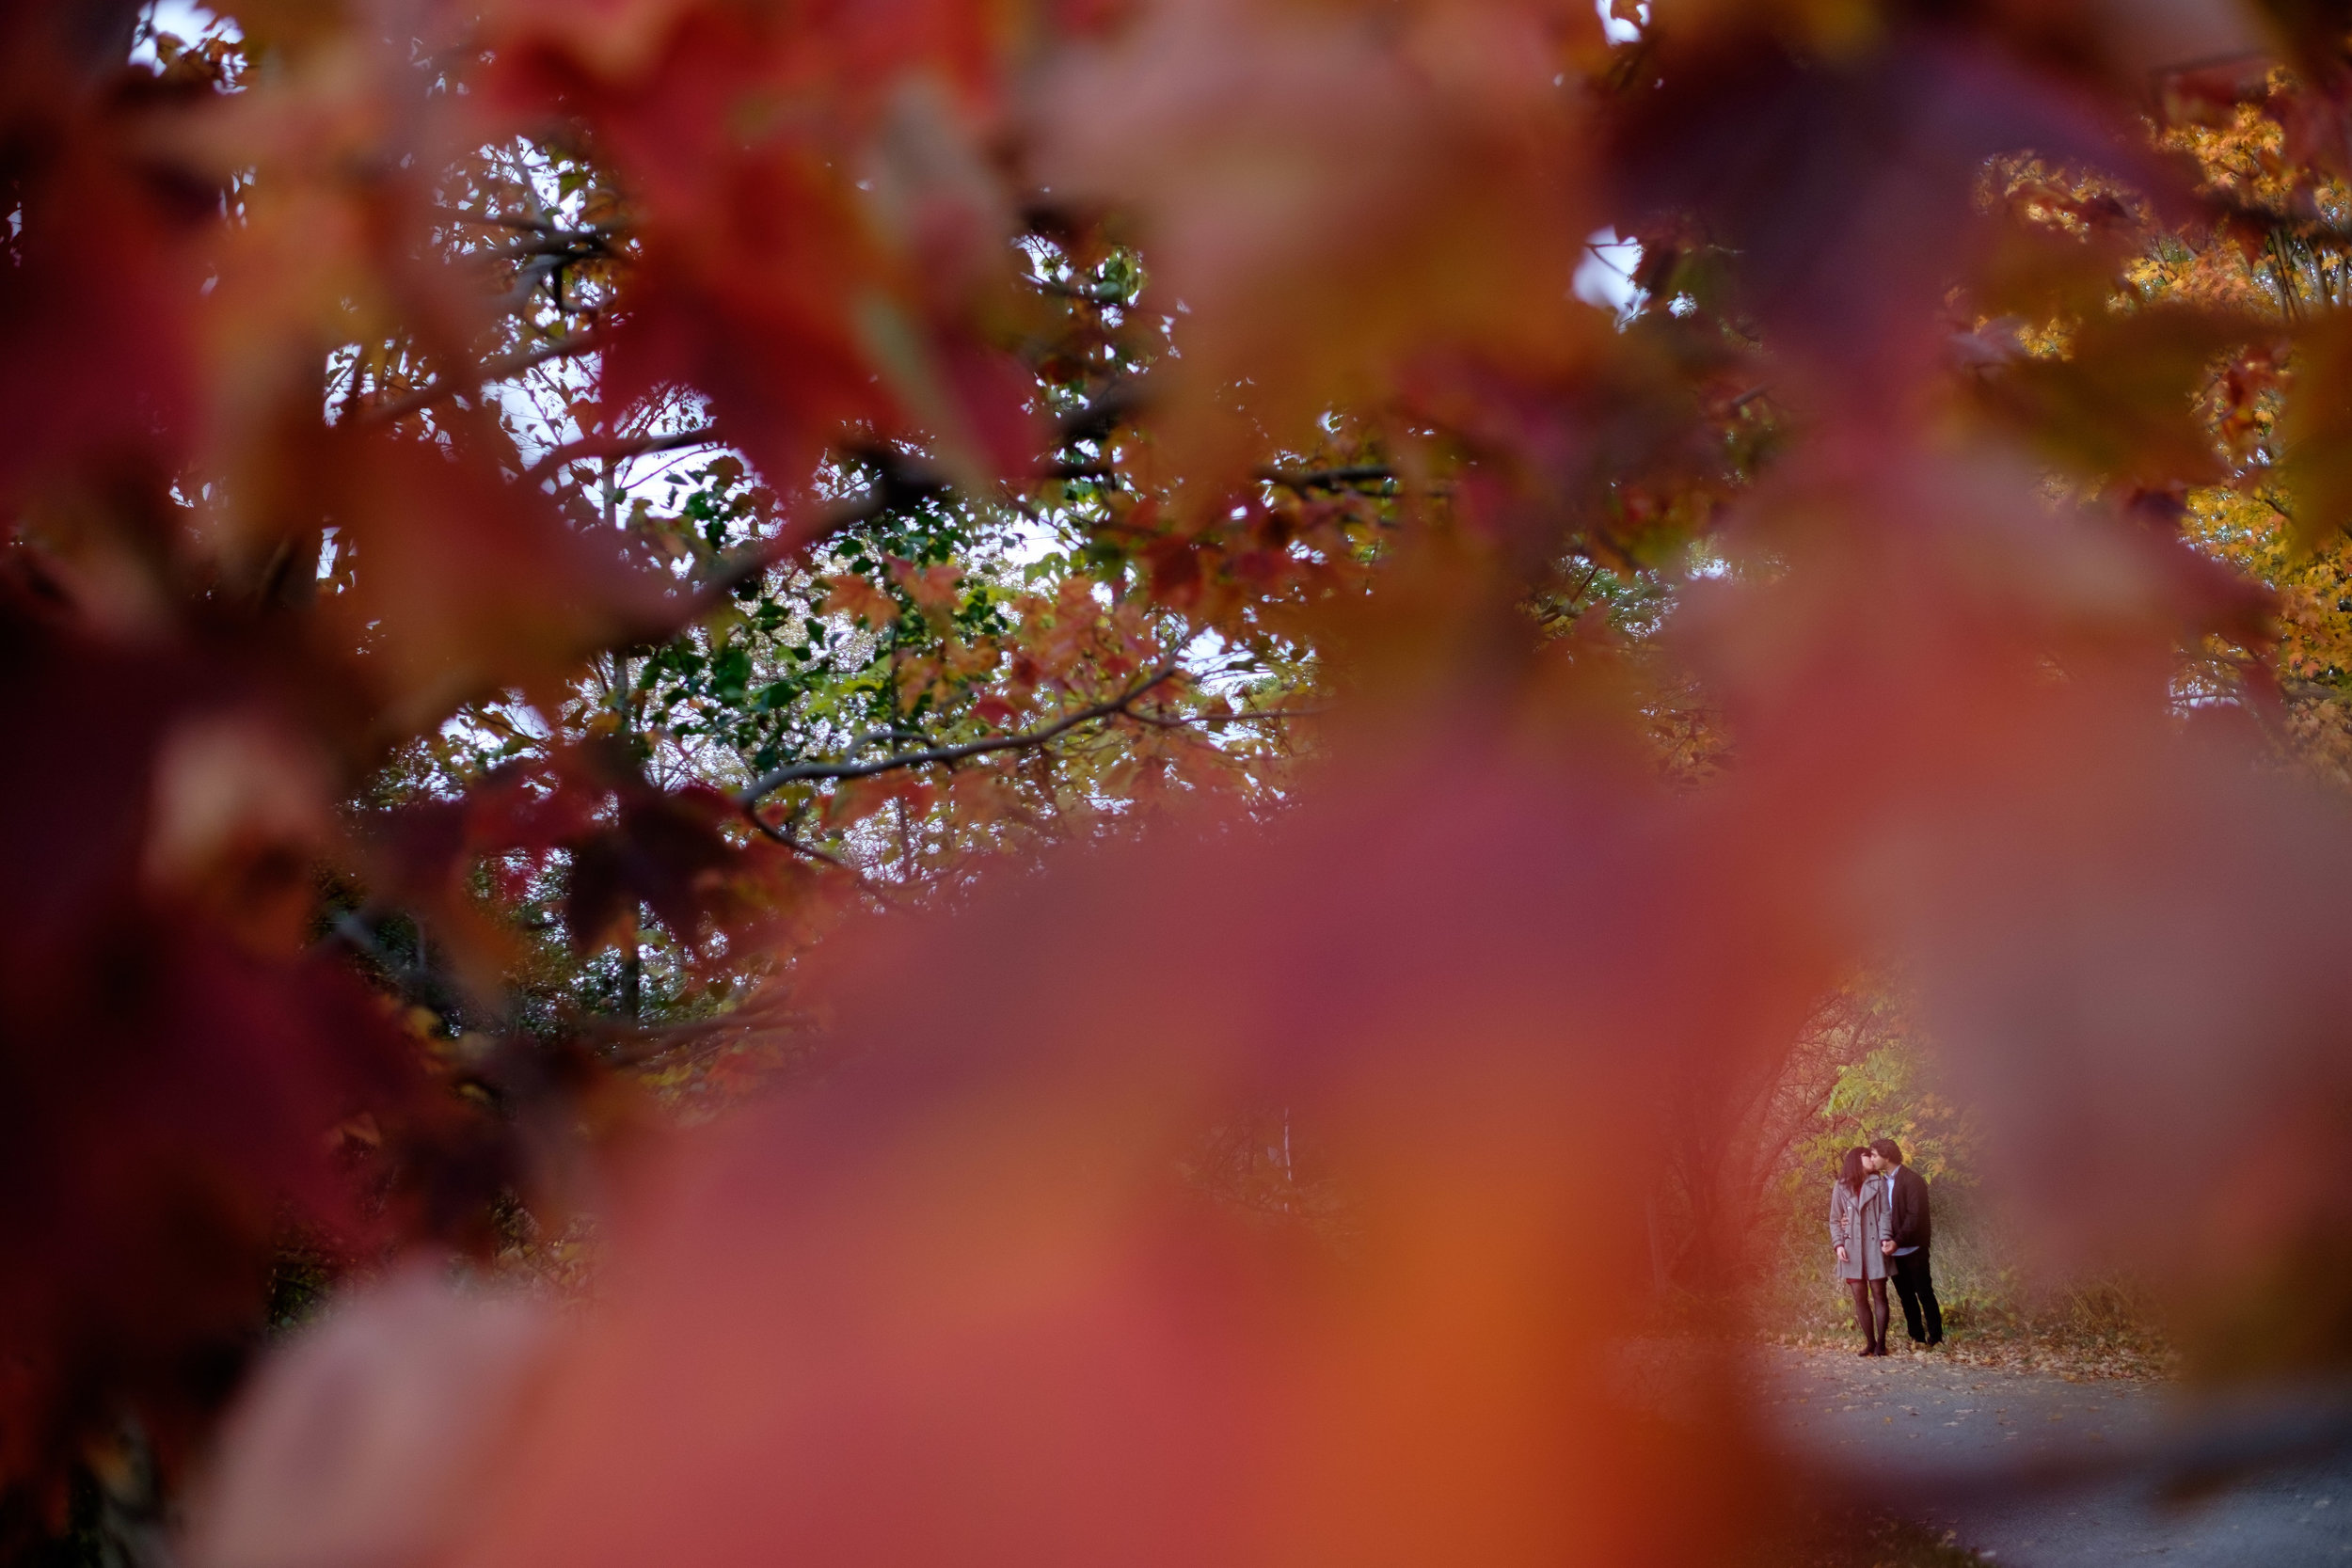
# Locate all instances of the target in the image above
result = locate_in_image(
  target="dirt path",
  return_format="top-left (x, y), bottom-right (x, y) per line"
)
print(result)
top-left (1756, 1346), bottom-right (2352, 1565)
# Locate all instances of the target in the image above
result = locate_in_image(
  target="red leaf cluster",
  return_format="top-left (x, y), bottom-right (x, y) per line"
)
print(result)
top-left (484, 0), bottom-right (1046, 496)
top-left (0, 573), bottom-right (423, 1503)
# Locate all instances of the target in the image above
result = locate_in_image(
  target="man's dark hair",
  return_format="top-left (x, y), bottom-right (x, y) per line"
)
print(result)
top-left (1869, 1137), bottom-right (1903, 1165)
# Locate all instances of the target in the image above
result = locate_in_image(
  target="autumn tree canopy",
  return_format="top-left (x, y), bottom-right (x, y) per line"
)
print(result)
top-left (8, 0), bottom-right (2352, 1560)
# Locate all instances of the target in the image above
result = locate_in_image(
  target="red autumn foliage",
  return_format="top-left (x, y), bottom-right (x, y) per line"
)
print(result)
top-left (8, 0), bottom-right (2352, 1562)
top-left (448, 756), bottom-right (1809, 1568)
top-left (0, 569), bottom-right (422, 1494)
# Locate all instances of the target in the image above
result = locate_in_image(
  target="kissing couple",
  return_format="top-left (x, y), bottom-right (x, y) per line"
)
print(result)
top-left (1829, 1138), bottom-right (1943, 1357)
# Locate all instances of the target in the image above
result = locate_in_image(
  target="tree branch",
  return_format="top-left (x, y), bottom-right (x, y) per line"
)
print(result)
top-left (494, 254), bottom-right (567, 316)
top-left (743, 812), bottom-right (909, 911)
top-left (1029, 276), bottom-right (1130, 304)
top-left (363, 331), bottom-right (608, 426)
top-left (524, 423), bottom-right (728, 485)
top-left (1182, 706), bottom-right (1324, 724)
top-left (325, 911), bottom-right (481, 1032)
top-left (739, 657), bottom-right (1183, 805)
top-left (497, 224), bottom-right (628, 261)
top-left (1057, 381), bottom-right (1144, 446)
top-left (1258, 464), bottom-right (1397, 493)
top-left (646, 452), bottom-right (958, 626)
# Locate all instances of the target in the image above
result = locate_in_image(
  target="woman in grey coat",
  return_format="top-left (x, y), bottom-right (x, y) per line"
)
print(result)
top-left (1829, 1146), bottom-right (1891, 1356)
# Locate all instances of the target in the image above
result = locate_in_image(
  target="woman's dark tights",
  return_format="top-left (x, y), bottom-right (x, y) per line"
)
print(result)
top-left (1849, 1276), bottom-right (1888, 1352)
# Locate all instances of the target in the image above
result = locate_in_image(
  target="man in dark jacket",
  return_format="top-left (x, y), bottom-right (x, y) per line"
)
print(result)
top-left (1870, 1137), bottom-right (1942, 1348)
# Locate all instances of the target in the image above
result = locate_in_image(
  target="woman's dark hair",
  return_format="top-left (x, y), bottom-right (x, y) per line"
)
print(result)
top-left (1838, 1147), bottom-right (1868, 1196)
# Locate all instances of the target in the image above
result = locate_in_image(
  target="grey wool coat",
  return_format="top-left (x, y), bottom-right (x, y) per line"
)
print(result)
top-left (1828, 1178), bottom-right (1890, 1281)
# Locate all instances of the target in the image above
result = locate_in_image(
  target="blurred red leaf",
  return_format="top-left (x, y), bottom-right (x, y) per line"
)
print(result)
top-left (563, 779), bottom-right (743, 954)
top-left (10, 0), bottom-right (2352, 1554)
top-left (1612, 30), bottom-right (2184, 407)
top-left (185, 1265), bottom-right (553, 1568)
top-left (484, 1), bottom-right (1042, 495)
top-left (0, 585), bottom-right (428, 1496)
top-left (317, 430), bottom-right (674, 725)
top-left (419, 751), bottom-right (1827, 1568)
top-left (0, 85), bottom-right (199, 508)
top-left (1032, 0), bottom-right (1600, 476)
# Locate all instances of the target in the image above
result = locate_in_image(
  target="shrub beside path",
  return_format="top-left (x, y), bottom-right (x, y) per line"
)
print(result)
top-left (1756, 1345), bottom-right (2352, 1566)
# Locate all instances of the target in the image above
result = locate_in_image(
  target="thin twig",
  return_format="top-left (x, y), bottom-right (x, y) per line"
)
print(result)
top-left (1545, 560), bottom-right (1604, 620)
top-left (498, 225), bottom-right (628, 261)
top-left (524, 423), bottom-right (728, 485)
top-left (494, 254), bottom-right (567, 315)
top-left (739, 657), bottom-right (1183, 805)
top-left (1187, 707), bottom-right (1325, 724)
top-left (364, 331), bottom-right (608, 426)
top-left (743, 812), bottom-right (909, 911)
top-left (1126, 705), bottom-right (1325, 730)
top-left (325, 911), bottom-right (476, 1031)
top-left (660, 467), bottom-right (950, 623)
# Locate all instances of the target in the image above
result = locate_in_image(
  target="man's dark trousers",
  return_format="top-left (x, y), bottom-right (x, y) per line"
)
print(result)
top-left (1889, 1249), bottom-right (1942, 1344)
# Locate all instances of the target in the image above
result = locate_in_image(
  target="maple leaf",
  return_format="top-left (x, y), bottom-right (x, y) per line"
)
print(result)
top-left (818, 572), bottom-right (903, 628)
top-left (887, 555), bottom-right (964, 619)
top-left (564, 784), bottom-right (742, 955)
